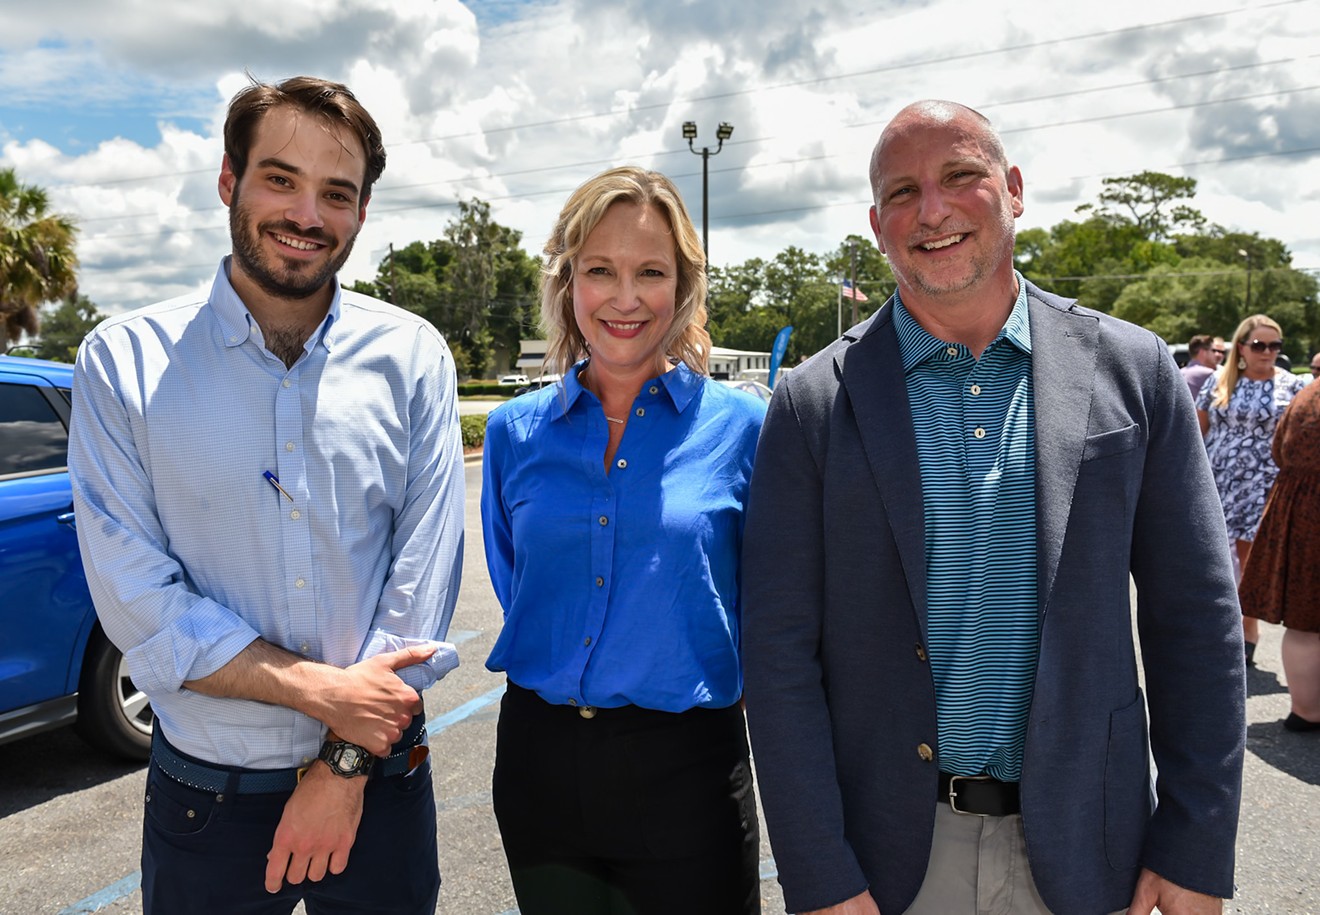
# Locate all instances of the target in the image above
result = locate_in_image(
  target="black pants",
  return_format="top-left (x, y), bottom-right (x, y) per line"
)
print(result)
top-left (492, 681), bottom-right (761, 915)
top-left (141, 735), bottom-right (439, 914)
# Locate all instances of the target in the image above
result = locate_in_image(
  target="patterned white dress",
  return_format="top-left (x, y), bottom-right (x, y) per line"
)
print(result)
top-left (1197, 367), bottom-right (1308, 541)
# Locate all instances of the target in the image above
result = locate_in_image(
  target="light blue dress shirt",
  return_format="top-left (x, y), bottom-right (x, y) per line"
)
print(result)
top-left (481, 360), bottom-right (765, 712)
top-left (893, 277), bottom-right (1038, 782)
top-left (69, 258), bottom-right (465, 769)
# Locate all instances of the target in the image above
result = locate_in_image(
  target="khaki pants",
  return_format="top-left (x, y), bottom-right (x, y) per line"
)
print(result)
top-left (904, 804), bottom-right (1126, 915)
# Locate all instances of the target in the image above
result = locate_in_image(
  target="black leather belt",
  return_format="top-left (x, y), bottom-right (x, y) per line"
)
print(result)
top-left (938, 771), bottom-right (1020, 816)
top-left (151, 717), bottom-right (428, 795)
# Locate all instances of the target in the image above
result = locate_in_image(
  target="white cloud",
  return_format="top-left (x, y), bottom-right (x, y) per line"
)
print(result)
top-left (0, 0), bottom-right (1316, 317)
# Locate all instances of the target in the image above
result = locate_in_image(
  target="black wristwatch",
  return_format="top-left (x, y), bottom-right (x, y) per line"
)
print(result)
top-left (318, 739), bottom-right (375, 778)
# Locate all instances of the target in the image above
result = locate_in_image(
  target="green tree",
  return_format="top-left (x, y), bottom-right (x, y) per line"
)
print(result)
top-left (33, 293), bottom-right (104, 363)
top-left (0, 168), bottom-right (80, 346)
top-left (1093, 170), bottom-right (1205, 241)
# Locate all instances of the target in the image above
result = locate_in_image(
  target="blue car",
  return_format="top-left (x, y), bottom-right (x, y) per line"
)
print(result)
top-left (0, 354), bottom-right (153, 759)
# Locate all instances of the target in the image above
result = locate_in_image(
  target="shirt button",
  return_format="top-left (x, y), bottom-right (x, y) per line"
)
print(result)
top-left (290, 509), bottom-right (301, 520)
top-left (946, 346), bottom-right (958, 357)
top-left (599, 515), bottom-right (609, 526)
top-left (969, 384), bottom-right (981, 396)
top-left (282, 378), bottom-right (291, 388)
top-left (595, 576), bottom-right (604, 587)
top-left (295, 578), bottom-right (306, 589)
top-left (579, 707), bottom-right (597, 719)
top-left (285, 442), bottom-right (295, 452)
top-left (634, 407), bottom-right (645, 418)
top-left (568, 698), bottom-right (578, 706)
top-left (616, 458), bottom-right (627, 470)
top-left (229, 336), bottom-right (239, 344)
top-left (915, 644), bottom-right (928, 662)
top-left (584, 636), bottom-right (592, 646)
top-left (918, 743), bottom-right (934, 762)
top-left (300, 643), bottom-right (310, 654)
top-left (973, 427), bottom-right (986, 439)
top-left (648, 385), bottom-right (659, 394)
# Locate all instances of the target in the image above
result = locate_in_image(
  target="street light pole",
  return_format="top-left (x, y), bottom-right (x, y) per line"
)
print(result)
top-left (1238, 248), bottom-right (1251, 313)
top-left (683, 121), bottom-right (734, 263)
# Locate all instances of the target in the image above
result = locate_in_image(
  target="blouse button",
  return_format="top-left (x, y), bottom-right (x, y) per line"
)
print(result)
top-left (648, 385), bottom-right (659, 395)
top-left (595, 576), bottom-right (604, 587)
top-left (635, 407), bottom-right (645, 418)
top-left (616, 459), bottom-right (628, 470)
top-left (599, 515), bottom-right (609, 526)
top-left (584, 636), bottom-right (592, 646)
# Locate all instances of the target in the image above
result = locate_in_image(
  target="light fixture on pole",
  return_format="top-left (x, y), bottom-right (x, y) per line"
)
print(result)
top-left (683, 120), bottom-right (734, 262)
top-left (1237, 248), bottom-right (1251, 312)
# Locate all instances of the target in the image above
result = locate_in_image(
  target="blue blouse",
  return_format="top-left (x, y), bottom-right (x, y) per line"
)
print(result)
top-left (481, 359), bottom-right (766, 712)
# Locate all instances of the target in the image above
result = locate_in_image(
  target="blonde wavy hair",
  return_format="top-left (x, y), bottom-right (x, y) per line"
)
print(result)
top-left (1211, 313), bottom-right (1282, 408)
top-left (539, 166), bottom-right (710, 376)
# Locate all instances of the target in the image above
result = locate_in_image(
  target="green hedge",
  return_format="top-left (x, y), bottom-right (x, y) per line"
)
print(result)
top-left (458, 382), bottom-right (516, 396)
top-left (460, 414), bottom-right (488, 448)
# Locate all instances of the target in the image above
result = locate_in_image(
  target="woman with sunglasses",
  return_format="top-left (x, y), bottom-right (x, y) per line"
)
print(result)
top-left (1197, 314), bottom-right (1307, 665)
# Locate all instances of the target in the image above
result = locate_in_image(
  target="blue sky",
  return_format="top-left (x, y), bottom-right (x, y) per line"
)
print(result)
top-left (1, 0), bottom-right (1317, 315)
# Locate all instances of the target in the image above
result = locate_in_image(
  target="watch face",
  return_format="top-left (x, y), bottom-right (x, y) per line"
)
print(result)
top-left (336, 746), bottom-right (363, 772)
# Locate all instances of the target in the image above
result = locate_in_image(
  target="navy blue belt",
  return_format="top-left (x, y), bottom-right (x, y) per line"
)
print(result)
top-left (151, 718), bottom-right (428, 795)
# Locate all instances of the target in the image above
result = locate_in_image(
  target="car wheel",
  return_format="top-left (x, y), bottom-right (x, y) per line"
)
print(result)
top-left (75, 628), bottom-right (153, 760)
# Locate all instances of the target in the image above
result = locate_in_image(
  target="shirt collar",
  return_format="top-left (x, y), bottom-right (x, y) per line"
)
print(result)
top-left (892, 271), bottom-right (1032, 372)
top-left (209, 256), bottom-right (342, 352)
top-left (554, 358), bottom-right (703, 421)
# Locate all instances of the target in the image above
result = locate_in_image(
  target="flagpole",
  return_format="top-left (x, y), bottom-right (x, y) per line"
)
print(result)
top-left (837, 281), bottom-right (843, 339)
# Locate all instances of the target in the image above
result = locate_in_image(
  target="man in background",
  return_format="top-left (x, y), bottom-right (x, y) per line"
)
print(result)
top-left (1181, 333), bottom-right (1225, 399)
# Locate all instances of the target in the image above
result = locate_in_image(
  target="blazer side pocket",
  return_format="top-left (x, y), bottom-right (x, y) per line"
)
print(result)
top-left (1083, 422), bottom-right (1140, 462)
top-left (1103, 691), bottom-right (1153, 871)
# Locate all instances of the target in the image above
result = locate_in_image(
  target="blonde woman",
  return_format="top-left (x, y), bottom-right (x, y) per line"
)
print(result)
top-left (481, 166), bottom-right (765, 914)
top-left (1197, 313), bottom-right (1307, 664)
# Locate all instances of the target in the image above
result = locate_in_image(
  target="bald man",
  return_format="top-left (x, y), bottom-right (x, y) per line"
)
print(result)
top-left (742, 100), bottom-right (1244, 915)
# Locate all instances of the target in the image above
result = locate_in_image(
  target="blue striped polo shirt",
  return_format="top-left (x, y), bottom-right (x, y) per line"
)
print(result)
top-left (892, 279), bottom-right (1038, 782)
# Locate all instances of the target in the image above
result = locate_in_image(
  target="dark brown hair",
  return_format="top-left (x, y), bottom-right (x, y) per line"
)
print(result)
top-left (223, 75), bottom-right (386, 200)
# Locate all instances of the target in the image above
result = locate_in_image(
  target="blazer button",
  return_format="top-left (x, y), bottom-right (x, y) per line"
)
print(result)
top-left (917, 743), bottom-right (934, 762)
top-left (915, 644), bottom-right (928, 662)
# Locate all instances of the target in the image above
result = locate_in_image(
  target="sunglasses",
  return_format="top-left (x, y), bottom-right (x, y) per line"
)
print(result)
top-left (1211, 348), bottom-right (1227, 355)
top-left (1312, 366), bottom-right (1320, 375)
top-left (1245, 340), bottom-right (1283, 353)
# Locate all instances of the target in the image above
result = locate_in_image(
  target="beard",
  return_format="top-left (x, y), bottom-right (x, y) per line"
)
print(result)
top-left (228, 189), bottom-right (357, 301)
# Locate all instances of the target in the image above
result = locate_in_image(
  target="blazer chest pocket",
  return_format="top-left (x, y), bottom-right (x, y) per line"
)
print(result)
top-left (1082, 422), bottom-right (1140, 462)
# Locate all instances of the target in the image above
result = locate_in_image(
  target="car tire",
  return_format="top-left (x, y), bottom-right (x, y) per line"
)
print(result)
top-left (75, 628), bottom-right (153, 760)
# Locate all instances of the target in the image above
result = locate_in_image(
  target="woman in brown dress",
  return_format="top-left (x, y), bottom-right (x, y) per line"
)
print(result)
top-left (1239, 376), bottom-right (1320, 731)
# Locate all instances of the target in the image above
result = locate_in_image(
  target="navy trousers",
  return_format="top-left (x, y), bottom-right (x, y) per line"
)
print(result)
top-left (140, 741), bottom-right (440, 915)
top-left (492, 681), bottom-right (761, 915)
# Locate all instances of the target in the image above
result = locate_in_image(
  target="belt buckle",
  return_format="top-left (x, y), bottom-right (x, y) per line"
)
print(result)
top-left (948, 774), bottom-right (992, 816)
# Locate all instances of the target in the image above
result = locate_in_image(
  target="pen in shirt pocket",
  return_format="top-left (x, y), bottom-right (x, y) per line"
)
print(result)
top-left (263, 470), bottom-right (294, 502)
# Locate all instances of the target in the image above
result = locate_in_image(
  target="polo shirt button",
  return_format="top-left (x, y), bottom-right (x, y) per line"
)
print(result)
top-left (918, 743), bottom-right (934, 762)
top-left (599, 515), bottom-right (609, 526)
top-left (969, 384), bottom-right (981, 395)
top-left (973, 427), bottom-right (986, 439)
top-left (915, 644), bottom-right (928, 662)
top-left (946, 346), bottom-right (958, 357)
top-left (579, 707), bottom-right (597, 719)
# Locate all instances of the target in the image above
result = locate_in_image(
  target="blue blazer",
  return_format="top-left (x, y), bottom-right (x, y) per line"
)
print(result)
top-left (742, 283), bottom-right (1245, 915)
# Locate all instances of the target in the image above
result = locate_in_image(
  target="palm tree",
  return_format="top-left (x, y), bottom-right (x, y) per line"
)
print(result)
top-left (0, 168), bottom-right (79, 347)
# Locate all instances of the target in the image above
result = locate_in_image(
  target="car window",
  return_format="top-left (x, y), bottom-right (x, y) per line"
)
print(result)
top-left (0, 384), bottom-right (69, 475)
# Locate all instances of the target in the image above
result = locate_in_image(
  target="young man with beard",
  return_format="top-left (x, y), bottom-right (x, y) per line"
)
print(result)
top-left (69, 76), bottom-right (465, 914)
top-left (742, 100), bottom-right (1244, 915)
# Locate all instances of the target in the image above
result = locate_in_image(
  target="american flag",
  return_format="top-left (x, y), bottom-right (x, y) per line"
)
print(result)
top-left (841, 279), bottom-right (868, 302)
